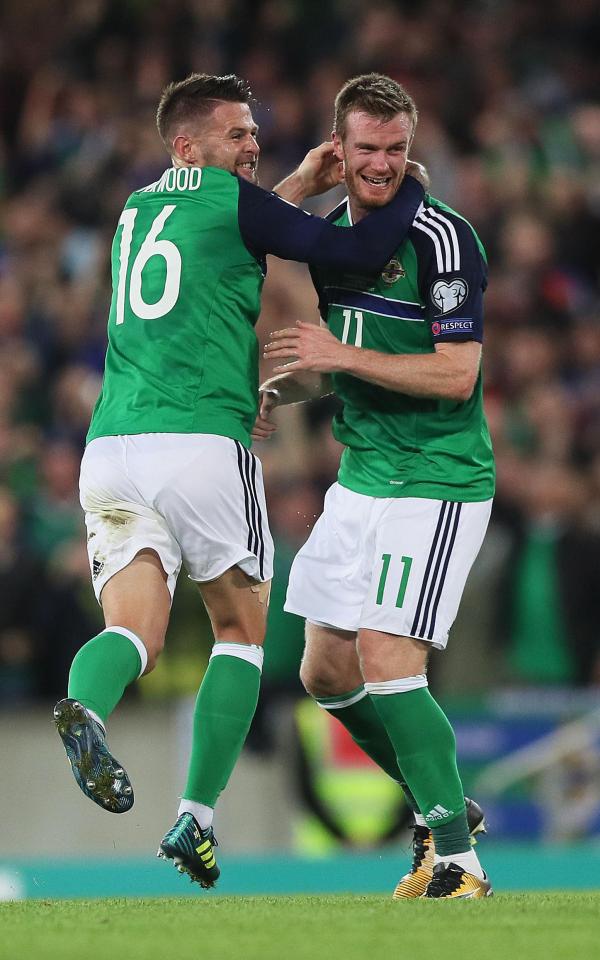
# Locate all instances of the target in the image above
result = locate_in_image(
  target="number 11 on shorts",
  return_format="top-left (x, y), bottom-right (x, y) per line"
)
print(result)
top-left (376, 553), bottom-right (413, 607)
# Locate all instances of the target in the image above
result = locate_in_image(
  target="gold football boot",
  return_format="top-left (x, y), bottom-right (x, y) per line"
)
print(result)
top-left (392, 797), bottom-right (486, 900)
top-left (423, 862), bottom-right (493, 899)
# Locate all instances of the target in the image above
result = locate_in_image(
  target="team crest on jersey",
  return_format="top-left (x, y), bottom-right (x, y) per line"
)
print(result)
top-left (381, 258), bottom-right (406, 285)
top-left (431, 278), bottom-right (468, 314)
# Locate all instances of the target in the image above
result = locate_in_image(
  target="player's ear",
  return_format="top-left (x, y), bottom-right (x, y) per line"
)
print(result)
top-left (172, 134), bottom-right (197, 165)
top-left (332, 131), bottom-right (344, 162)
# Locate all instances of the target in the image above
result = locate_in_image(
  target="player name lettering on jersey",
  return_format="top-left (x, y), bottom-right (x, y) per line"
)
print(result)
top-left (142, 166), bottom-right (203, 193)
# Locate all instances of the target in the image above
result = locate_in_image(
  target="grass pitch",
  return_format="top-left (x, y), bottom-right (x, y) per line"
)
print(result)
top-left (2, 893), bottom-right (599, 960)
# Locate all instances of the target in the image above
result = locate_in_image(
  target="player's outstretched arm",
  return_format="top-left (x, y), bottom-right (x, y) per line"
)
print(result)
top-left (237, 174), bottom-right (424, 274)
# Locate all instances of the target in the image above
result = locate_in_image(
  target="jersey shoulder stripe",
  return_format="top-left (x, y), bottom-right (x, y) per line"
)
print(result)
top-left (411, 197), bottom-right (486, 273)
top-left (414, 203), bottom-right (460, 272)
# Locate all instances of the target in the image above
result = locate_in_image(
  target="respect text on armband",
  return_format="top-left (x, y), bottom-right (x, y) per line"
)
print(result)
top-left (431, 319), bottom-right (474, 336)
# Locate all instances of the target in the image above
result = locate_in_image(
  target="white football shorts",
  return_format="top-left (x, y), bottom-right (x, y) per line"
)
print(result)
top-left (285, 482), bottom-right (492, 649)
top-left (80, 434), bottom-right (274, 602)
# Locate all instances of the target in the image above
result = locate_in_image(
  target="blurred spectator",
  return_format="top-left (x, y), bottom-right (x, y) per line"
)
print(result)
top-left (23, 439), bottom-right (84, 562)
top-left (496, 462), bottom-right (600, 686)
top-left (34, 536), bottom-right (104, 702)
top-left (0, 486), bottom-right (44, 703)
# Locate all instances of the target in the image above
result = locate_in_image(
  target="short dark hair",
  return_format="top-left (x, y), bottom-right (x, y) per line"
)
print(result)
top-left (334, 73), bottom-right (418, 139)
top-left (156, 73), bottom-right (253, 151)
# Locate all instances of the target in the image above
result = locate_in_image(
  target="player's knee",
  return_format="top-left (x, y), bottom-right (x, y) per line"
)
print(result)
top-left (357, 631), bottom-right (428, 681)
top-left (299, 659), bottom-right (338, 699)
top-left (142, 634), bottom-right (166, 673)
top-left (356, 641), bottom-right (380, 679)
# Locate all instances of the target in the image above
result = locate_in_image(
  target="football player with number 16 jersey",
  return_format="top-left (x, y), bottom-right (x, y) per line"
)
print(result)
top-left (53, 72), bottom-right (426, 889)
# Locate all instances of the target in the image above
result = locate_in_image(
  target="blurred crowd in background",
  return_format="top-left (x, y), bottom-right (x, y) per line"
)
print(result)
top-left (1, 0), bottom-right (599, 710)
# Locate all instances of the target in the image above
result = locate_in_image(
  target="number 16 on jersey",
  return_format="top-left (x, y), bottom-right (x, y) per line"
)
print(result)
top-left (115, 205), bottom-right (182, 325)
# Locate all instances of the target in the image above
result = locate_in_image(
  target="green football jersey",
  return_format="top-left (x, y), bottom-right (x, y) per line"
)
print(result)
top-left (311, 195), bottom-right (495, 502)
top-left (88, 166), bottom-right (264, 446)
top-left (88, 166), bottom-right (426, 448)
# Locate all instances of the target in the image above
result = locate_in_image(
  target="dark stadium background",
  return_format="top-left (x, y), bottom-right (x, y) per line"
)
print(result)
top-left (1, 0), bottom-right (599, 898)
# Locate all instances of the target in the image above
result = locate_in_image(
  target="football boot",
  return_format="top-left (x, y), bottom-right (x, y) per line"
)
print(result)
top-left (423, 862), bottom-right (493, 899)
top-left (158, 813), bottom-right (220, 888)
top-left (54, 698), bottom-right (134, 813)
top-left (392, 796), bottom-right (487, 899)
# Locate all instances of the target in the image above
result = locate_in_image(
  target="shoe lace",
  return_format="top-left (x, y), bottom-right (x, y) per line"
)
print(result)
top-left (410, 826), bottom-right (431, 873)
top-left (426, 863), bottom-right (464, 896)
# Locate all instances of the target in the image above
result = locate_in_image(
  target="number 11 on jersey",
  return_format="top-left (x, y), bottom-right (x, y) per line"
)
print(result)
top-left (341, 309), bottom-right (364, 347)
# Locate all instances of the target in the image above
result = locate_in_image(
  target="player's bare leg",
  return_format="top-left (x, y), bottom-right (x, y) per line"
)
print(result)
top-left (158, 565), bottom-right (270, 888)
top-left (55, 550), bottom-right (170, 812)
top-left (300, 623), bottom-right (421, 793)
top-left (101, 549), bottom-right (171, 671)
top-left (300, 622), bottom-right (362, 697)
top-left (358, 628), bottom-right (491, 897)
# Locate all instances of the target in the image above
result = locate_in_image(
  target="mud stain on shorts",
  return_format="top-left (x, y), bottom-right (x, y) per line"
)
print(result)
top-left (89, 510), bottom-right (138, 580)
top-left (99, 511), bottom-right (133, 527)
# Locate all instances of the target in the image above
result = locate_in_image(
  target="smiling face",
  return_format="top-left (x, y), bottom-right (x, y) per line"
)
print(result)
top-left (173, 101), bottom-right (259, 182)
top-left (333, 109), bottom-right (414, 221)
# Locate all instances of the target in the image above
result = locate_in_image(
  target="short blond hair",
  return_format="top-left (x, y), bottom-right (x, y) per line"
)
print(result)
top-left (334, 73), bottom-right (418, 139)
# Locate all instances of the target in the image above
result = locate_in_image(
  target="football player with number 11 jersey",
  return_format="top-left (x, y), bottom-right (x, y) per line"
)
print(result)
top-left (259, 73), bottom-right (494, 899)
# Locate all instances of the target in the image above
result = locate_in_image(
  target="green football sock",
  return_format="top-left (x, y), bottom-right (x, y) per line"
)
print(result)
top-left (316, 687), bottom-right (420, 814)
top-left (370, 685), bottom-right (470, 855)
top-left (68, 628), bottom-right (144, 724)
top-left (183, 646), bottom-right (262, 808)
